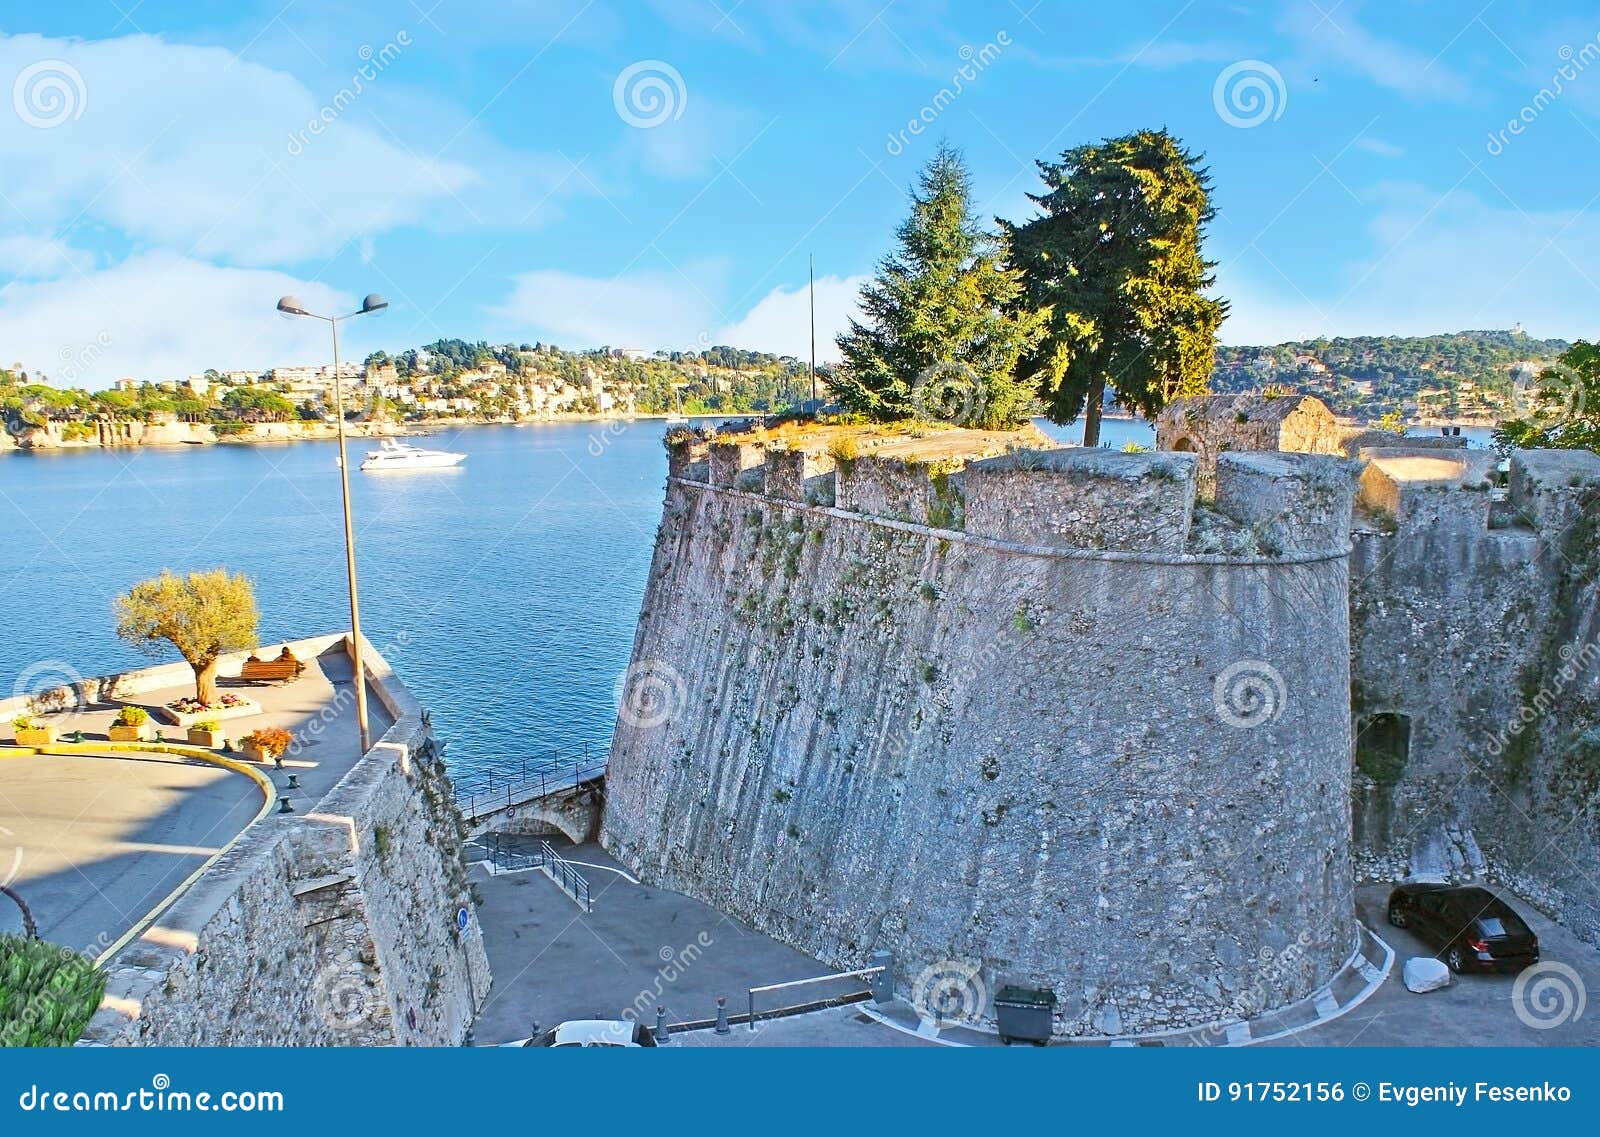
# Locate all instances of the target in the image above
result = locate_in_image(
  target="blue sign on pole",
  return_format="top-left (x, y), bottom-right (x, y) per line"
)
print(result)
top-left (455, 907), bottom-right (469, 933)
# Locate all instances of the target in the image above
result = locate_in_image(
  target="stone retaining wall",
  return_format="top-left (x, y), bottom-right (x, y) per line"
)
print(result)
top-left (79, 636), bottom-right (490, 1046)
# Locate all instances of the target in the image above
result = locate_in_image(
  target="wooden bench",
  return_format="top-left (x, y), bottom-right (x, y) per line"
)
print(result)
top-left (239, 651), bottom-right (306, 685)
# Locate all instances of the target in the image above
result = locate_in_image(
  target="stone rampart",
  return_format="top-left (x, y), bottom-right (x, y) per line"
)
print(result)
top-left (605, 437), bottom-right (1358, 1037)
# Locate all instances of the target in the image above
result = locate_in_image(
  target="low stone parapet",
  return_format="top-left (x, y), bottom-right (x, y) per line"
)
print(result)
top-left (963, 448), bottom-right (1198, 552)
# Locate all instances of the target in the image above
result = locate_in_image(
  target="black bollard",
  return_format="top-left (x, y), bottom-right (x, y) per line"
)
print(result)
top-left (715, 996), bottom-right (730, 1035)
top-left (277, 797), bottom-right (294, 814)
top-left (287, 773), bottom-right (300, 789)
top-left (654, 1006), bottom-right (670, 1045)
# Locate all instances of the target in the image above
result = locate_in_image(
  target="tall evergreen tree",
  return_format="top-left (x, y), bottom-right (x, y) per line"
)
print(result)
top-left (1003, 129), bottom-right (1227, 446)
top-left (833, 144), bottom-right (1045, 429)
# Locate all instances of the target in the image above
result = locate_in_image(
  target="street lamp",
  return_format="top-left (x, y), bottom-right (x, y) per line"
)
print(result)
top-left (275, 293), bottom-right (389, 753)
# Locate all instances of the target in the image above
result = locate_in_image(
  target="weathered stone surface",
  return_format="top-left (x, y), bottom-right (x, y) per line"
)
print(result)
top-left (835, 455), bottom-right (934, 523)
top-left (765, 449), bottom-right (837, 505)
top-left (709, 441), bottom-right (766, 490)
top-left (963, 449), bottom-right (1198, 552)
top-left (1215, 452), bottom-right (1358, 556)
top-left (1156, 394), bottom-right (1343, 496)
top-left (603, 464), bottom-right (1355, 1038)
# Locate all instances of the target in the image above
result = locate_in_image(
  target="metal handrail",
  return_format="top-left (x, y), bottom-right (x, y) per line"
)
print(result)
top-left (484, 837), bottom-right (592, 912)
top-left (746, 966), bottom-right (884, 1031)
top-left (456, 739), bottom-right (611, 822)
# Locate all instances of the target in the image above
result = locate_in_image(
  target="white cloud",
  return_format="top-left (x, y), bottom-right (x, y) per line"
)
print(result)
top-left (489, 268), bottom-right (868, 359)
top-left (1280, 3), bottom-right (1469, 100)
top-left (0, 234), bottom-right (93, 279)
top-left (491, 268), bottom-right (716, 350)
top-left (1218, 185), bottom-right (1600, 342)
top-left (1353, 135), bottom-right (1405, 158)
top-left (0, 252), bottom-right (354, 386)
top-left (0, 31), bottom-right (475, 265)
top-left (713, 274), bottom-right (868, 360)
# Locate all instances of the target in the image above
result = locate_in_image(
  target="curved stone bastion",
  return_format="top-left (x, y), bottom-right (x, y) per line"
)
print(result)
top-left (603, 433), bottom-right (1360, 1037)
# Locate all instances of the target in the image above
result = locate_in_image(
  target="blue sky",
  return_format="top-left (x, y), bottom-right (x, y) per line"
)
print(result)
top-left (2, 0), bottom-right (1599, 386)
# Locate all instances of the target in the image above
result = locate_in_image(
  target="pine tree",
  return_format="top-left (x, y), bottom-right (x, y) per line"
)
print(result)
top-left (1003, 129), bottom-right (1227, 446)
top-left (833, 144), bottom-right (1045, 429)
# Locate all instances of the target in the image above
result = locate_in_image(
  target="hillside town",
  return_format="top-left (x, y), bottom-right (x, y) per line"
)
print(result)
top-left (0, 329), bottom-right (1570, 447)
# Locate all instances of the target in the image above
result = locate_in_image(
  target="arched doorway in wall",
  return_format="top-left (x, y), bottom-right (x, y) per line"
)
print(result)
top-left (1170, 435), bottom-right (1197, 453)
top-left (1353, 712), bottom-right (1412, 851)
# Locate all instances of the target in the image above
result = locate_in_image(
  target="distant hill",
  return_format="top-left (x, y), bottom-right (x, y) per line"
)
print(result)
top-left (1211, 330), bottom-right (1571, 420)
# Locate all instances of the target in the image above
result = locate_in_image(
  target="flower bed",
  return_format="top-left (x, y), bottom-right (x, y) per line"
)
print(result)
top-left (160, 692), bottom-right (261, 728)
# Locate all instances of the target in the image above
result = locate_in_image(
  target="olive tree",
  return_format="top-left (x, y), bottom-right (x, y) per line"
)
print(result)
top-left (114, 569), bottom-right (259, 705)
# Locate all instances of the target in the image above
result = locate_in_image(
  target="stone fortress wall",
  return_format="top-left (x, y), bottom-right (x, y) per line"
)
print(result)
top-left (1345, 442), bottom-right (1600, 940)
top-left (606, 431), bottom-right (1361, 1036)
top-left (79, 635), bottom-right (490, 1046)
top-left (1148, 393), bottom-right (1600, 938)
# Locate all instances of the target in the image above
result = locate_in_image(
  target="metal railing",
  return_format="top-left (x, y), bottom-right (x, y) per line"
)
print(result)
top-left (746, 965), bottom-right (884, 1031)
top-left (456, 739), bottom-right (610, 822)
top-left (485, 836), bottom-right (592, 912)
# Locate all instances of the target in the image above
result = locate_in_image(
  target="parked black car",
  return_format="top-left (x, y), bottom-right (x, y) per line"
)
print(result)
top-left (1386, 884), bottom-right (1540, 973)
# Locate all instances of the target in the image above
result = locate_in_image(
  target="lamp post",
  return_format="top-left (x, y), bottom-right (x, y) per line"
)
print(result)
top-left (276, 293), bottom-right (388, 754)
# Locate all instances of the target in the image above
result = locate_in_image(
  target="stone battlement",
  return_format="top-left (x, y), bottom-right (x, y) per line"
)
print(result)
top-left (668, 435), bottom-right (1356, 559)
top-left (1356, 446), bottom-right (1600, 537)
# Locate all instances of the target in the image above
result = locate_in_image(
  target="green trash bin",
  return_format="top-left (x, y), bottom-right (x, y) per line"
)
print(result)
top-left (995, 985), bottom-right (1056, 1046)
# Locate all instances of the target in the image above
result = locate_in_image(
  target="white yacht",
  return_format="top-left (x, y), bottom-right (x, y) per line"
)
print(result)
top-left (358, 438), bottom-right (467, 472)
top-left (664, 387), bottom-right (689, 426)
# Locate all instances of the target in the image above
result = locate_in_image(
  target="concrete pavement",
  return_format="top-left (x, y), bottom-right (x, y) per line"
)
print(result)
top-left (0, 750), bottom-right (259, 953)
top-left (1, 641), bottom-right (393, 955)
top-left (467, 836), bottom-right (872, 1045)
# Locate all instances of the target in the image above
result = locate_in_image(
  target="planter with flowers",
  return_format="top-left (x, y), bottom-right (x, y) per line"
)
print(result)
top-left (187, 719), bottom-right (224, 748)
top-left (11, 714), bottom-right (55, 747)
top-left (240, 727), bottom-right (293, 764)
top-left (108, 706), bottom-right (151, 742)
top-left (161, 691), bottom-right (261, 729)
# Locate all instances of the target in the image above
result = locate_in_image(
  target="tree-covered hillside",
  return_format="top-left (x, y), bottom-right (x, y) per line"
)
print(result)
top-left (1212, 329), bottom-right (1570, 419)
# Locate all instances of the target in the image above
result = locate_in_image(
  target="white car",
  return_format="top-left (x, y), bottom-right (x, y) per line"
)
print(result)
top-left (504, 1020), bottom-right (657, 1048)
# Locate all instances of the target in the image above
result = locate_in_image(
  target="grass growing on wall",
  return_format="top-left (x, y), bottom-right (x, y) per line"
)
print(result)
top-left (0, 934), bottom-right (107, 1047)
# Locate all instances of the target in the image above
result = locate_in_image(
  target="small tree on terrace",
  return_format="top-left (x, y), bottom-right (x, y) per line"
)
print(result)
top-left (114, 569), bottom-right (259, 705)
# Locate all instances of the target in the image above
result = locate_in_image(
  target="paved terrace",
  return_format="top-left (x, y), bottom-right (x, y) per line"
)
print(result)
top-left (0, 637), bottom-right (390, 960)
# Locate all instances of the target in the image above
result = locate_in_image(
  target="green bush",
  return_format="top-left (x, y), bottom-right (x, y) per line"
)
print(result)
top-left (114, 706), bottom-right (149, 727)
top-left (0, 934), bottom-right (107, 1047)
top-left (192, 719), bottom-right (220, 732)
top-left (10, 714), bottom-right (33, 731)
